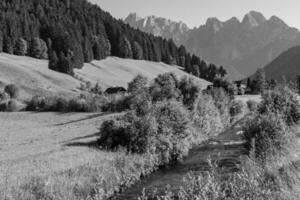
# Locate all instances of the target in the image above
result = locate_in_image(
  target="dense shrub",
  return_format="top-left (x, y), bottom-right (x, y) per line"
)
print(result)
top-left (0, 99), bottom-right (19, 112)
top-left (208, 87), bottom-right (231, 127)
top-left (230, 100), bottom-right (244, 117)
top-left (90, 83), bottom-right (103, 95)
top-left (213, 78), bottom-right (237, 98)
top-left (0, 102), bottom-right (7, 111)
top-left (127, 74), bottom-right (148, 94)
top-left (178, 76), bottom-right (200, 109)
top-left (0, 92), bottom-right (10, 102)
top-left (247, 100), bottom-right (259, 112)
top-left (127, 75), bottom-right (151, 116)
top-left (150, 73), bottom-right (181, 102)
top-left (98, 112), bottom-right (158, 154)
top-left (259, 86), bottom-right (300, 125)
top-left (243, 113), bottom-right (292, 159)
top-left (191, 94), bottom-right (224, 142)
top-left (26, 94), bottom-right (104, 112)
top-left (4, 84), bottom-right (19, 99)
top-left (6, 99), bottom-right (18, 112)
top-left (151, 101), bottom-right (192, 163)
top-left (98, 101), bottom-right (192, 165)
top-left (102, 94), bottom-right (131, 112)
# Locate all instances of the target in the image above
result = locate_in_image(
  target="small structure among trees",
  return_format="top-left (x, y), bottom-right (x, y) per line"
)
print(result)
top-left (105, 87), bottom-right (126, 94)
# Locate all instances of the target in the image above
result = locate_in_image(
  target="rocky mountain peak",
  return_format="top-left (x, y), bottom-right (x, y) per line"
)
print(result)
top-left (205, 17), bottom-right (224, 32)
top-left (125, 13), bottom-right (142, 23)
top-left (268, 15), bottom-right (288, 28)
top-left (242, 11), bottom-right (266, 27)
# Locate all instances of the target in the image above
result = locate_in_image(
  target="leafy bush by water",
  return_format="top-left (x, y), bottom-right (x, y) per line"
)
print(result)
top-left (259, 86), bottom-right (300, 125)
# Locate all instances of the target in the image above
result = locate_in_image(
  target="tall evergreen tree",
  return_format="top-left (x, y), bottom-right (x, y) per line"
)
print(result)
top-left (132, 41), bottom-right (143, 60)
top-left (29, 37), bottom-right (48, 59)
top-left (14, 38), bottom-right (28, 56)
top-left (253, 68), bottom-right (266, 94)
top-left (118, 36), bottom-right (133, 58)
top-left (48, 50), bottom-right (58, 71)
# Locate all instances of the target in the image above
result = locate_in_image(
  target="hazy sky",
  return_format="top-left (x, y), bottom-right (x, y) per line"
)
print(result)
top-left (89, 0), bottom-right (300, 29)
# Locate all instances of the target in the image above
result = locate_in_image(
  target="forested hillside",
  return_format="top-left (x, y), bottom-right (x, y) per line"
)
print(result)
top-left (0, 0), bottom-right (225, 82)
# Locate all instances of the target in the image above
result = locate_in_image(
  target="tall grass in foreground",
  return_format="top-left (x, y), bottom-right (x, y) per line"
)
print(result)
top-left (138, 156), bottom-right (300, 200)
top-left (0, 149), bottom-right (159, 200)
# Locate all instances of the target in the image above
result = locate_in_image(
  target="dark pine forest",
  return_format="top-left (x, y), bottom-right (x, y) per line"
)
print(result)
top-left (0, 0), bottom-right (226, 81)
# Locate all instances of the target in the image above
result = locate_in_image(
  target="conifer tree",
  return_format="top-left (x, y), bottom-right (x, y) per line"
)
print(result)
top-left (29, 37), bottom-right (48, 59)
top-left (253, 68), bottom-right (266, 94)
top-left (3, 36), bottom-right (13, 54)
top-left (119, 36), bottom-right (133, 58)
top-left (14, 38), bottom-right (28, 56)
top-left (49, 51), bottom-right (58, 71)
top-left (132, 41), bottom-right (143, 60)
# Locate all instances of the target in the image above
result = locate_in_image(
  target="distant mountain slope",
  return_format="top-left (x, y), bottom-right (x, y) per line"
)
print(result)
top-left (125, 11), bottom-right (300, 80)
top-left (0, 53), bottom-right (211, 100)
top-left (263, 46), bottom-right (300, 81)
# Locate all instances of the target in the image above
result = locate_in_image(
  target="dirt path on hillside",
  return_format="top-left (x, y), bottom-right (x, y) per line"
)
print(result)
top-left (113, 124), bottom-right (248, 200)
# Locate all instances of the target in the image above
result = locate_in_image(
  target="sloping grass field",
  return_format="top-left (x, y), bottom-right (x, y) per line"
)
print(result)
top-left (0, 53), bottom-right (211, 100)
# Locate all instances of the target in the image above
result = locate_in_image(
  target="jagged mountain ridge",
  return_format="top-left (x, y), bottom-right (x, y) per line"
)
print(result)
top-left (125, 11), bottom-right (300, 80)
top-left (125, 13), bottom-right (189, 46)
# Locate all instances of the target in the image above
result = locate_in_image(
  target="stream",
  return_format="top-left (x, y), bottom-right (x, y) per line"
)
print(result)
top-left (112, 124), bottom-right (248, 200)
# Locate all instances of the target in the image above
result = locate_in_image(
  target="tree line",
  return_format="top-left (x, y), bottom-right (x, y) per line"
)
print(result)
top-left (0, 0), bottom-right (226, 82)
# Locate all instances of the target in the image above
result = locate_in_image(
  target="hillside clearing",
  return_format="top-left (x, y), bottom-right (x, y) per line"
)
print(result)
top-left (0, 53), bottom-right (211, 100)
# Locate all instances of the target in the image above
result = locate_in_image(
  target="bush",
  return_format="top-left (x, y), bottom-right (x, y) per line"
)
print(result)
top-left (230, 100), bottom-right (244, 117)
top-left (98, 112), bottom-right (158, 154)
top-left (0, 102), bottom-right (7, 111)
top-left (0, 99), bottom-right (19, 112)
top-left (127, 92), bottom-right (151, 116)
top-left (191, 94), bottom-right (224, 141)
top-left (6, 99), bottom-right (18, 112)
top-left (208, 87), bottom-right (231, 127)
top-left (0, 92), bottom-right (10, 102)
top-left (102, 93), bottom-right (130, 112)
top-left (247, 100), bottom-right (259, 112)
top-left (243, 113), bottom-right (292, 159)
top-left (67, 98), bottom-right (89, 112)
top-left (150, 73), bottom-right (180, 102)
top-left (4, 84), bottom-right (19, 99)
top-left (26, 96), bottom-right (45, 111)
top-left (178, 76), bottom-right (200, 109)
top-left (98, 101), bottom-right (192, 165)
top-left (259, 86), bottom-right (300, 125)
top-left (151, 101), bottom-right (192, 164)
top-left (26, 95), bottom-right (103, 112)
top-left (55, 97), bottom-right (69, 112)
top-left (127, 74), bottom-right (148, 94)
top-left (213, 78), bottom-right (237, 98)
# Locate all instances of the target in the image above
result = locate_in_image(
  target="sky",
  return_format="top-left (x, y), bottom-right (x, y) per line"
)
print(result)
top-left (89, 0), bottom-right (300, 29)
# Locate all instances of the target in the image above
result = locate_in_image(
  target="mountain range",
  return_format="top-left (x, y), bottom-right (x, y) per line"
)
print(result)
top-left (125, 11), bottom-right (300, 80)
